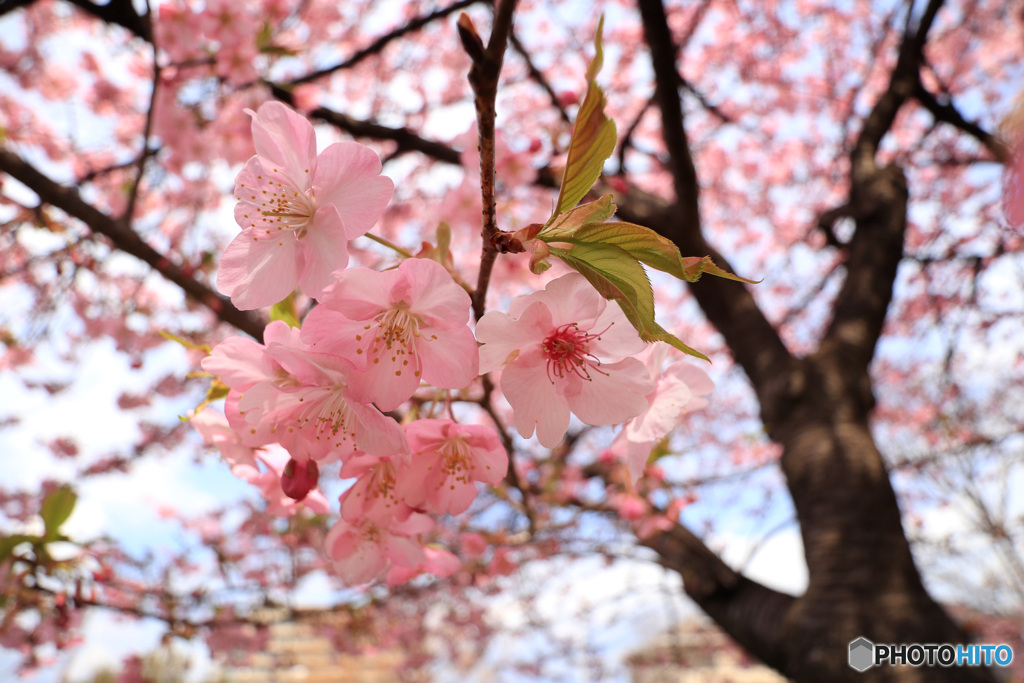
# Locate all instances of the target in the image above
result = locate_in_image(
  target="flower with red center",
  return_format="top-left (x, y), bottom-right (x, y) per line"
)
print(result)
top-left (475, 273), bottom-right (654, 447)
top-left (218, 101), bottom-right (393, 309)
top-left (301, 257), bottom-right (479, 411)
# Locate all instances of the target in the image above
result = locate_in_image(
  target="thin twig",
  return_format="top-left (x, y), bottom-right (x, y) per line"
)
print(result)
top-left (458, 0), bottom-right (518, 319)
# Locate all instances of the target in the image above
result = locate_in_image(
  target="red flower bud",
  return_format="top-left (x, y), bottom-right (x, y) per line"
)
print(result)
top-left (280, 458), bottom-right (319, 502)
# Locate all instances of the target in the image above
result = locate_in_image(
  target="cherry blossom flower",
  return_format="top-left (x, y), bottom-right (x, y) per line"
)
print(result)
top-left (397, 419), bottom-right (507, 515)
top-left (218, 101), bottom-right (394, 309)
top-left (476, 273), bottom-right (653, 447)
top-left (338, 453), bottom-right (412, 525)
top-left (324, 512), bottom-right (433, 585)
top-left (235, 345), bottom-right (409, 463)
top-left (611, 344), bottom-right (714, 482)
top-left (202, 321), bottom-right (408, 463)
top-left (302, 257), bottom-right (479, 411)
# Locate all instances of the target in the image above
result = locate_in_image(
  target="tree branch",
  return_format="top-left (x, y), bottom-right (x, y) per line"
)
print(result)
top-left (851, 0), bottom-right (943, 176)
top-left (633, 0), bottom-right (795, 421)
top-left (268, 85), bottom-right (462, 165)
top-left (64, 0), bottom-right (151, 42)
top-left (509, 29), bottom-right (570, 124)
top-left (640, 521), bottom-right (795, 674)
top-left (289, 0), bottom-right (485, 87)
top-left (457, 0), bottom-right (518, 319)
top-left (0, 148), bottom-right (266, 341)
top-left (822, 0), bottom-right (944, 379)
top-left (914, 82), bottom-right (1009, 163)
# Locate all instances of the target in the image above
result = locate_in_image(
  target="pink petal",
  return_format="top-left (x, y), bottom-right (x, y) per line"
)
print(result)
top-left (588, 301), bottom-right (648, 359)
top-left (501, 349), bottom-right (571, 447)
top-left (217, 230), bottom-right (301, 310)
top-left (400, 258), bottom-right (472, 328)
top-left (666, 362), bottom-right (715, 397)
top-left (476, 301), bottom-right (551, 373)
top-left (297, 203), bottom-right (349, 300)
top-left (530, 273), bottom-right (603, 325)
top-left (416, 325), bottom-right (479, 390)
top-left (300, 306), bottom-right (366, 359)
top-left (247, 102), bottom-right (317, 187)
top-left (321, 267), bottom-right (393, 319)
top-left (346, 345), bottom-right (421, 412)
top-left (566, 357), bottom-right (653, 426)
top-left (201, 336), bottom-right (274, 391)
top-left (385, 534), bottom-right (426, 569)
top-left (314, 141), bottom-right (394, 239)
top-left (347, 400), bottom-right (410, 457)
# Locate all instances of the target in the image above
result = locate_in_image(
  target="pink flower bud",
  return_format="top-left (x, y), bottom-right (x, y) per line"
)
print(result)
top-left (280, 458), bottom-right (319, 502)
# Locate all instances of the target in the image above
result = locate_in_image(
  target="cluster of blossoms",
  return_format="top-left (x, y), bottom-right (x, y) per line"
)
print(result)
top-left (196, 102), bottom-right (712, 585)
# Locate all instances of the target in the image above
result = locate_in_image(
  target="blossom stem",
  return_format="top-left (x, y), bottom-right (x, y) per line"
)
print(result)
top-left (361, 232), bottom-right (415, 258)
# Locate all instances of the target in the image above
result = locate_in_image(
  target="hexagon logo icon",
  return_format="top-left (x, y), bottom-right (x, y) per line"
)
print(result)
top-left (849, 637), bottom-right (875, 672)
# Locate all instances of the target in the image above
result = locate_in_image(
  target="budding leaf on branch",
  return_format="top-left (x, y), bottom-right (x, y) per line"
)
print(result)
top-left (515, 18), bottom-right (756, 361)
top-left (553, 16), bottom-right (616, 216)
top-left (40, 485), bottom-right (77, 540)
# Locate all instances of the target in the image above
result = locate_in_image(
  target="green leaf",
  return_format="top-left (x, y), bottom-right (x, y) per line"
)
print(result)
top-left (679, 255), bottom-right (760, 284)
top-left (548, 243), bottom-right (709, 361)
top-left (571, 221), bottom-right (685, 276)
top-left (540, 194), bottom-right (616, 239)
top-left (554, 17), bottom-right (617, 216)
top-left (270, 292), bottom-right (300, 328)
top-left (40, 486), bottom-right (76, 538)
top-left (0, 534), bottom-right (38, 562)
top-left (568, 221), bottom-right (760, 286)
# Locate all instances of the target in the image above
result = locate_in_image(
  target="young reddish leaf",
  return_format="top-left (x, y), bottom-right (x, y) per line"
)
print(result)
top-left (40, 485), bottom-right (77, 539)
top-left (554, 17), bottom-right (617, 215)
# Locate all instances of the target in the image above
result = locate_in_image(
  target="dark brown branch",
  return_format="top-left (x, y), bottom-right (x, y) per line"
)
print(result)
top-left (851, 0), bottom-right (943, 176)
top-left (0, 0), bottom-right (33, 19)
top-left (509, 29), bottom-right (571, 124)
top-left (823, 0), bottom-right (944, 378)
top-left (64, 0), bottom-right (151, 42)
top-left (0, 148), bottom-right (266, 341)
top-left (289, 0), bottom-right (485, 87)
top-left (913, 82), bottom-right (1009, 163)
top-left (268, 85), bottom-right (461, 165)
top-left (641, 521), bottom-right (796, 674)
top-left (458, 0), bottom-right (518, 320)
top-left (123, 43), bottom-right (161, 224)
top-left (634, 0), bottom-right (794, 416)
